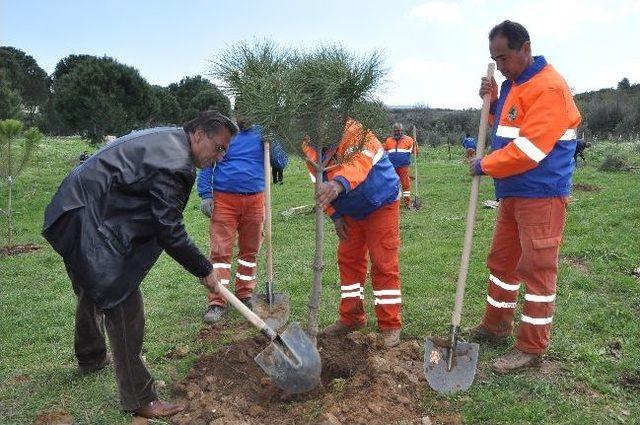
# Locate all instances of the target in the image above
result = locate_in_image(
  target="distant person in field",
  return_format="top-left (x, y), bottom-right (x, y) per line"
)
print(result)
top-left (383, 123), bottom-right (418, 209)
top-left (304, 119), bottom-right (402, 348)
top-left (78, 150), bottom-right (90, 164)
top-left (574, 138), bottom-right (590, 163)
top-left (270, 139), bottom-right (289, 184)
top-left (468, 20), bottom-right (581, 373)
top-left (42, 111), bottom-right (236, 418)
top-left (461, 133), bottom-right (477, 160)
top-left (196, 110), bottom-right (265, 323)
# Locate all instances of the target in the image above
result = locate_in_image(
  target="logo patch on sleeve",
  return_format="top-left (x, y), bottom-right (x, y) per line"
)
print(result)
top-left (507, 106), bottom-right (518, 121)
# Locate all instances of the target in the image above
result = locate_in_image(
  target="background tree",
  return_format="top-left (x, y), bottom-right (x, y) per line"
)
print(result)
top-left (149, 85), bottom-right (181, 126)
top-left (168, 75), bottom-right (231, 121)
top-left (49, 55), bottom-right (154, 143)
top-left (0, 70), bottom-right (22, 120)
top-left (213, 41), bottom-right (387, 339)
top-left (618, 77), bottom-right (631, 90)
top-left (0, 119), bottom-right (42, 246)
top-left (0, 47), bottom-right (49, 116)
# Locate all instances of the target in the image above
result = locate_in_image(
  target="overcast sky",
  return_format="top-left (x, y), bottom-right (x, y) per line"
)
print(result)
top-left (2, 0), bottom-right (638, 109)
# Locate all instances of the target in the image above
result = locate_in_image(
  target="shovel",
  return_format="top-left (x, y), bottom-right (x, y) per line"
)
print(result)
top-left (411, 125), bottom-right (422, 210)
top-left (218, 283), bottom-right (321, 393)
top-left (252, 138), bottom-right (290, 330)
top-left (424, 63), bottom-right (495, 394)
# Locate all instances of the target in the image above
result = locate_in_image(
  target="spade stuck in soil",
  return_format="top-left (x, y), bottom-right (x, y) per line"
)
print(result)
top-left (425, 63), bottom-right (495, 394)
top-left (218, 284), bottom-right (321, 393)
top-left (252, 138), bottom-right (290, 330)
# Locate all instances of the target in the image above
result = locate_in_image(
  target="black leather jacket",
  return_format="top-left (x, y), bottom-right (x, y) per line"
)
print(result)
top-left (43, 127), bottom-right (212, 308)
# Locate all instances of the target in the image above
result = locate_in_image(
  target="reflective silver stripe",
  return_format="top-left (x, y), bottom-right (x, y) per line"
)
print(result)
top-left (513, 136), bottom-right (547, 162)
top-left (489, 274), bottom-right (520, 291)
top-left (374, 297), bottom-right (402, 305)
top-left (373, 289), bottom-right (401, 296)
top-left (220, 279), bottom-right (229, 285)
top-left (341, 290), bottom-right (364, 299)
top-left (402, 191), bottom-right (411, 195)
top-left (363, 150), bottom-right (374, 158)
top-left (308, 172), bottom-right (316, 183)
top-left (496, 125), bottom-right (520, 138)
top-left (236, 273), bottom-right (255, 281)
top-left (387, 148), bottom-right (412, 153)
top-left (559, 129), bottom-right (577, 140)
top-left (521, 315), bottom-right (553, 325)
top-left (525, 293), bottom-right (556, 303)
top-left (496, 126), bottom-right (577, 142)
top-left (486, 295), bottom-right (517, 309)
top-left (237, 259), bottom-right (256, 268)
top-left (341, 283), bottom-right (362, 291)
top-left (372, 148), bottom-right (384, 165)
top-left (212, 263), bottom-right (231, 269)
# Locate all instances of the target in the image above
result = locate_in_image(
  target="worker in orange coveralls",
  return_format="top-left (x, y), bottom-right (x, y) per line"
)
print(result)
top-left (468, 20), bottom-right (581, 373)
top-left (197, 112), bottom-right (265, 323)
top-left (383, 123), bottom-right (417, 209)
top-left (304, 119), bottom-right (402, 347)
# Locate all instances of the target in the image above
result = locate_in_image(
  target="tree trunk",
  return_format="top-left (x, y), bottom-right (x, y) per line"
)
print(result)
top-left (7, 176), bottom-right (13, 246)
top-left (306, 162), bottom-right (324, 343)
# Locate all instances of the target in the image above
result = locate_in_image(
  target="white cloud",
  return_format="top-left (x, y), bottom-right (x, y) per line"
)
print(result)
top-left (383, 58), bottom-right (484, 109)
top-left (408, 1), bottom-right (463, 24)
top-left (511, 0), bottom-right (615, 38)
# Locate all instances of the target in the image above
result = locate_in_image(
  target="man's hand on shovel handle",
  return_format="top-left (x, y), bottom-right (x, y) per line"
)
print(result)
top-left (201, 270), bottom-right (220, 294)
top-left (479, 76), bottom-right (498, 103)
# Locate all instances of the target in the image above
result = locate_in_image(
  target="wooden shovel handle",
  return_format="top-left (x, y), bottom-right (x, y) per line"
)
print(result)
top-left (263, 139), bottom-right (273, 282)
top-left (451, 63), bottom-right (495, 327)
top-left (216, 284), bottom-right (276, 339)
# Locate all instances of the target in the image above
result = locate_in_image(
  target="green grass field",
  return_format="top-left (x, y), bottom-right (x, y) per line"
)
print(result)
top-left (1, 137), bottom-right (639, 424)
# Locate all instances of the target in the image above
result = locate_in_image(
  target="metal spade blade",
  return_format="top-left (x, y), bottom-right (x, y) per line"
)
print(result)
top-left (423, 337), bottom-right (479, 394)
top-left (255, 322), bottom-right (321, 394)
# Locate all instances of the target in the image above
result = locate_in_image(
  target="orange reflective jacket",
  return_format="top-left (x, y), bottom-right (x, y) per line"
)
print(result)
top-left (303, 120), bottom-right (399, 220)
top-left (480, 56), bottom-right (581, 198)
top-left (383, 135), bottom-right (416, 167)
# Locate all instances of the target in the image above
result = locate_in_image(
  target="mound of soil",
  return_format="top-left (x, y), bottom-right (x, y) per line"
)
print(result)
top-left (171, 331), bottom-right (457, 425)
top-left (0, 243), bottom-right (42, 257)
top-left (573, 183), bottom-right (601, 192)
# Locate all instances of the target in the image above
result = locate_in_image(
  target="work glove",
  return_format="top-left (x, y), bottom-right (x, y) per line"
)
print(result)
top-left (200, 197), bottom-right (213, 217)
top-left (469, 158), bottom-right (485, 176)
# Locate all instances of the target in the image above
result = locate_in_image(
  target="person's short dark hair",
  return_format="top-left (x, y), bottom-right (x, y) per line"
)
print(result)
top-left (466, 133), bottom-right (471, 137)
top-left (183, 110), bottom-right (238, 138)
top-left (489, 20), bottom-right (530, 50)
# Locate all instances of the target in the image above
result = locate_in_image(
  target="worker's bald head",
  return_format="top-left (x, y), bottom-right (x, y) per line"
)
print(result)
top-left (392, 123), bottom-right (403, 139)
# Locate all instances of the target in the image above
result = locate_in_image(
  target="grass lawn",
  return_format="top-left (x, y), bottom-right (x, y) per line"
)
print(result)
top-left (1, 136), bottom-right (639, 424)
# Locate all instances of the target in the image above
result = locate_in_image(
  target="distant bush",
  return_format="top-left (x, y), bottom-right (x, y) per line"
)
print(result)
top-left (599, 154), bottom-right (632, 172)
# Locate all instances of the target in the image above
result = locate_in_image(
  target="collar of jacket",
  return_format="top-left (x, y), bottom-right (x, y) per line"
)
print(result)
top-left (514, 55), bottom-right (547, 86)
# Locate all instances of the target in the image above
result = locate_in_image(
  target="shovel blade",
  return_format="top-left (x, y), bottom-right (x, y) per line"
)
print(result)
top-left (255, 322), bottom-right (321, 393)
top-left (252, 292), bottom-right (290, 330)
top-left (423, 337), bottom-right (479, 394)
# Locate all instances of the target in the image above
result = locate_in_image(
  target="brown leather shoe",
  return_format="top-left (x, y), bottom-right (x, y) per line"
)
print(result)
top-left (492, 348), bottom-right (542, 374)
top-left (133, 399), bottom-right (185, 419)
top-left (466, 325), bottom-right (510, 344)
top-left (321, 321), bottom-right (364, 336)
top-left (78, 354), bottom-right (112, 376)
top-left (381, 329), bottom-right (401, 348)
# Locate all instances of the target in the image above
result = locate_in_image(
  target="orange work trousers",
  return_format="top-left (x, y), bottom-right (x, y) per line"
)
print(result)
top-left (394, 166), bottom-right (411, 207)
top-left (208, 191), bottom-right (265, 306)
top-left (338, 201), bottom-right (401, 330)
top-left (480, 197), bottom-right (568, 354)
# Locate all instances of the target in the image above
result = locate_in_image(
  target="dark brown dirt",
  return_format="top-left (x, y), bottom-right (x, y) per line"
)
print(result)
top-left (620, 369), bottom-right (640, 390)
top-left (32, 409), bottom-right (73, 425)
top-left (0, 243), bottom-right (42, 257)
top-left (561, 255), bottom-right (589, 274)
top-left (170, 331), bottom-right (450, 425)
top-left (573, 183), bottom-right (601, 192)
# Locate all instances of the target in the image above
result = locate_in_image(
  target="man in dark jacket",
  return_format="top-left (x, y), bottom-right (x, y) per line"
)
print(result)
top-left (42, 111), bottom-right (237, 418)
